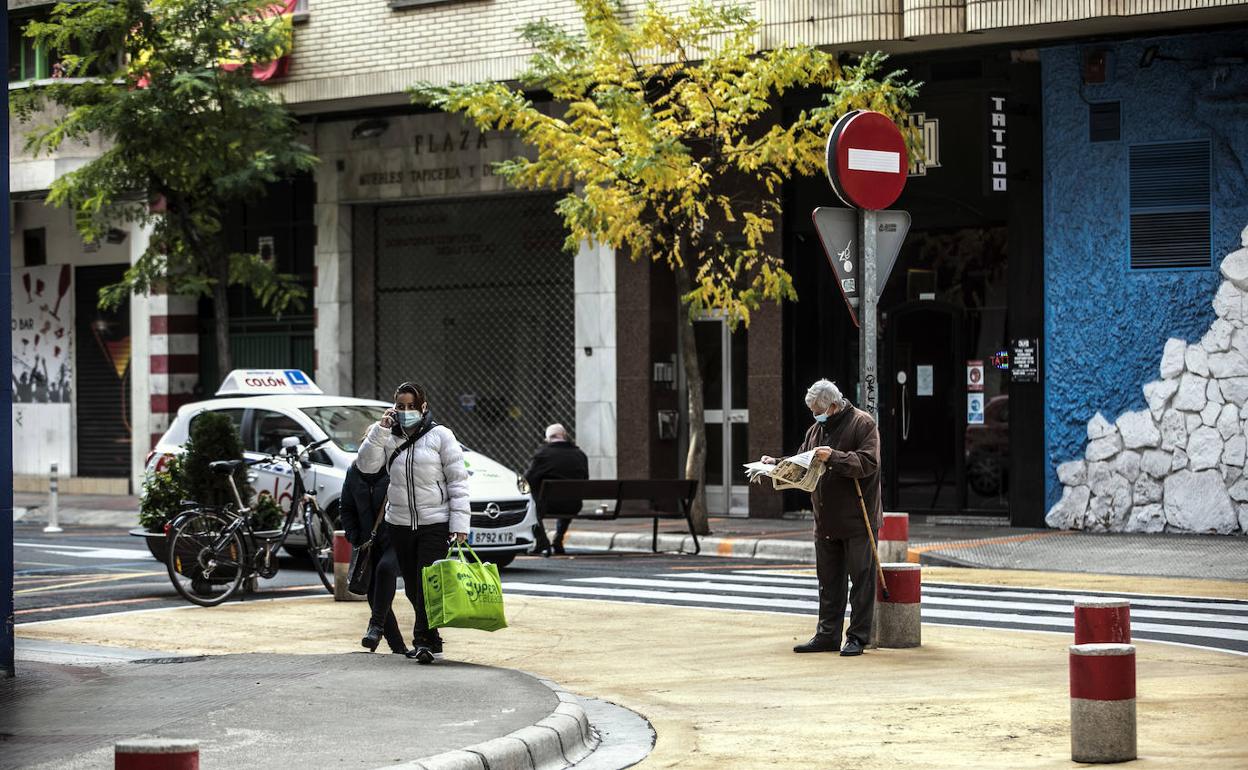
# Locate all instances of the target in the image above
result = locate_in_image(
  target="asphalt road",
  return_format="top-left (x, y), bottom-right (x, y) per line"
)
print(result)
top-left (14, 523), bottom-right (1248, 656)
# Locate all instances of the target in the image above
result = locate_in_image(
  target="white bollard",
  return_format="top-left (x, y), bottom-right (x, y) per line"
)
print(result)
top-left (43, 462), bottom-right (62, 534)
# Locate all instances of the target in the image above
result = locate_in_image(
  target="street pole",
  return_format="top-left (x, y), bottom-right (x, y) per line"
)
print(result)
top-left (859, 209), bottom-right (878, 422)
top-left (2, 3), bottom-right (16, 679)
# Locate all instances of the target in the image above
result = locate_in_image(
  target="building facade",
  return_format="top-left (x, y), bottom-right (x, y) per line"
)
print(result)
top-left (9, 1), bottom-right (1248, 536)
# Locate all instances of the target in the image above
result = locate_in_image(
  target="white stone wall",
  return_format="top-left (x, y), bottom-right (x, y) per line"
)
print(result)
top-left (1047, 224), bottom-right (1248, 535)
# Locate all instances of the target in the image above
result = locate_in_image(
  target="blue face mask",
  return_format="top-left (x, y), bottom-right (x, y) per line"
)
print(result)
top-left (400, 410), bottom-right (423, 428)
top-left (814, 413), bottom-right (829, 424)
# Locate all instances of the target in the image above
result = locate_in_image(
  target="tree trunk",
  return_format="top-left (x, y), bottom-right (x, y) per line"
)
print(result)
top-left (212, 256), bottom-right (233, 379)
top-left (673, 265), bottom-right (710, 536)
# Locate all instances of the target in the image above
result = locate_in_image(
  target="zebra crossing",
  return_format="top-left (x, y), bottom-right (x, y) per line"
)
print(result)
top-left (503, 570), bottom-right (1248, 656)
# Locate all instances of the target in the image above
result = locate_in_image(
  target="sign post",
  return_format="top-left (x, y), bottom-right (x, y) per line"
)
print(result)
top-left (816, 110), bottom-right (910, 421)
top-left (2, 9), bottom-right (15, 679)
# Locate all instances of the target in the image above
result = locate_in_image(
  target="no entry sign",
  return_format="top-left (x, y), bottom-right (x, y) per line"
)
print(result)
top-left (825, 110), bottom-right (909, 210)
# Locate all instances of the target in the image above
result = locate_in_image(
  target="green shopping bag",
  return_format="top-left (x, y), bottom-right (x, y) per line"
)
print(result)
top-left (422, 543), bottom-right (508, 632)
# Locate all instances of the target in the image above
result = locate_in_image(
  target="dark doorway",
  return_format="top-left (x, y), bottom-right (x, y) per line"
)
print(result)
top-left (75, 264), bottom-right (132, 479)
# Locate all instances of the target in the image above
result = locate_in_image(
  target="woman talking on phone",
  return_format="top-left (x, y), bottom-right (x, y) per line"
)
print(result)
top-left (356, 382), bottom-right (470, 664)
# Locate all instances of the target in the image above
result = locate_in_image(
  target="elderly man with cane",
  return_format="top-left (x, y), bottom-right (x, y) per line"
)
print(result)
top-left (762, 379), bottom-right (883, 657)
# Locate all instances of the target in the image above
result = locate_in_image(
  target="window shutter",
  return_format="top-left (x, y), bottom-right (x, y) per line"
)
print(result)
top-left (1129, 141), bottom-right (1211, 270)
top-left (1089, 102), bottom-right (1120, 143)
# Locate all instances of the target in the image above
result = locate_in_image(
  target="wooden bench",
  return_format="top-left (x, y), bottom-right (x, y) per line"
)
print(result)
top-left (535, 479), bottom-right (701, 555)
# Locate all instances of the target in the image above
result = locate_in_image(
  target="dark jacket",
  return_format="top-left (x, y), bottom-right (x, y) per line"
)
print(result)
top-left (525, 441), bottom-right (590, 517)
top-left (798, 404), bottom-right (882, 540)
top-left (339, 464), bottom-right (390, 547)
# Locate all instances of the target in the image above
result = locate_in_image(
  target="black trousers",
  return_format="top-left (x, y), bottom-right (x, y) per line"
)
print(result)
top-left (387, 521), bottom-right (450, 645)
top-left (814, 533), bottom-right (877, 643)
top-left (366, 537), bottom-right (405, 652)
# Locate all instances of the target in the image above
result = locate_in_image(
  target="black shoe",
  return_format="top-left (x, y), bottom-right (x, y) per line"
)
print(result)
top-left (840, 636), bottom-right (865, 657)
top-left (793, 635), bottom-right (840, 653)
top-left (361, 623), bottom-right (384, 652)
top-left (406, 646), bottom-right (435, 664)
top-left (388, 645), bottom-right (410, 655)
top-left (551, 543), bottom-right (566, 556)
top-left (422, 634), bottom-right (444, 659)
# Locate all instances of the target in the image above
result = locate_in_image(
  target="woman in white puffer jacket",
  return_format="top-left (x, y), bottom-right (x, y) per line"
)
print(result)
top-left (356, 382), bottom-right (469, 664)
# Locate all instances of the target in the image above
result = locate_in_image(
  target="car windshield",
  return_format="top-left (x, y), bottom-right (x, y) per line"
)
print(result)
top-left (300, 405), bottom-right (386, 452)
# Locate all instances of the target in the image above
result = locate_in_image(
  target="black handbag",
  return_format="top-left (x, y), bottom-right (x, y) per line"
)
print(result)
top-left (347, 500), bottom-right (386, 595)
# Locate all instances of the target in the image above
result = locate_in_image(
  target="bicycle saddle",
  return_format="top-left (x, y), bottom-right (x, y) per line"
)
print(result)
top-left (209, 459), bottom-right (247, 475)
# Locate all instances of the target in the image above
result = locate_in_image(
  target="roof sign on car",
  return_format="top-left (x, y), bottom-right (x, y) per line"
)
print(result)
top-left (216, 369), bottom-right (324, 397)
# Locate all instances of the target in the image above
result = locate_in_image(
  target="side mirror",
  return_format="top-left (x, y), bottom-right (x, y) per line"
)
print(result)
top-left (281, 436), bottom-right (301, 449)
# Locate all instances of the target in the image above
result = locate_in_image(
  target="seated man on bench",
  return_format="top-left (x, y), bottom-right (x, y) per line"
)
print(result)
top-left (524, 423), bottom-right (589, 556)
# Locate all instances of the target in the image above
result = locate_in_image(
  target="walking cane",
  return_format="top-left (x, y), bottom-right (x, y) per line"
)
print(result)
top-left (854, 479), bottom-right (889, 600)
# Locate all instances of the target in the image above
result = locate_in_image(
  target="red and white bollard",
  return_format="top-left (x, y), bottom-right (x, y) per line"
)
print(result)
top-left (333, 531), bottom-right (366, 602)
top-left (115, 738), bottom-right (199, 770)
top-left (875, 563), bottom-right (921, 648)
top-left (878, 512), bottom-right (909, 563)
top-left (1069, 643), bottom-right (1137, 763)
top-left (1074, 599), bottom-right (1131, 645)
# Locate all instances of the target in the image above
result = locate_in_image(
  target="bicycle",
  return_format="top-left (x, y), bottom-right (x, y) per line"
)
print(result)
top-left (165, 436), bottom-right (338, 607)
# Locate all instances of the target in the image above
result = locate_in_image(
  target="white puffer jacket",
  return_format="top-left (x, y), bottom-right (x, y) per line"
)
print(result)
top-left (356, 420), bottom-right (471, 533)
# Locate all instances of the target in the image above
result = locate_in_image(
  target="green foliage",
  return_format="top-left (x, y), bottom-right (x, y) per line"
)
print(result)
top-left (11, 0), bottom-right (316, 317)
top-left (138, 454), bottom-right (185, 532)
top-left (414, 0), bottom-right (920, 327)
top-left (182, 411), bottom-right (252, 508)
top-left (250, 492), bottom-right (285, 532)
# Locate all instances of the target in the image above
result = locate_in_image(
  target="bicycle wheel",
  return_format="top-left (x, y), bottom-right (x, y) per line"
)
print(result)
top-left (167, 511), bottom-right (247, 607)
top-left (303, 503), bottom-right (336, 594)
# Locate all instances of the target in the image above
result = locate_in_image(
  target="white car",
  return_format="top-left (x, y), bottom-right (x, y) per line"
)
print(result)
top-left (142, 370), bottom-right (537, 568)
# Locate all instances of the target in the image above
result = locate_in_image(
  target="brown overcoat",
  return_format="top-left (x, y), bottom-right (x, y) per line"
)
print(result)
top-left (798, 404), bottom-right (882, 539)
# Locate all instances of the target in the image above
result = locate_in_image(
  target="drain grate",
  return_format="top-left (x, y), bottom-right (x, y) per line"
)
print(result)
top-left (130, 656), bottom-right (206, 665)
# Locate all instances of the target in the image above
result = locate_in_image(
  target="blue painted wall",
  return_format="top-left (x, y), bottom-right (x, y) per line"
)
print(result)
top-left (1042, 30), bottom-right (1248, 507)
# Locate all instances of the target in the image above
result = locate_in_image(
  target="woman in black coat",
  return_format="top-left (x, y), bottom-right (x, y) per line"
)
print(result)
top-left (339, 462), bottom-right (406, 654)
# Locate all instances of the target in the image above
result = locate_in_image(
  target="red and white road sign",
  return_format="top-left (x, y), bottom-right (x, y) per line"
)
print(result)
top-left (825, 111), bottom-right (909, 210)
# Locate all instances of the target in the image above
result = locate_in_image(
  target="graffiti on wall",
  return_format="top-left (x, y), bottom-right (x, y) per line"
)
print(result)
top-left (12, 264), bottom-right (73, 404)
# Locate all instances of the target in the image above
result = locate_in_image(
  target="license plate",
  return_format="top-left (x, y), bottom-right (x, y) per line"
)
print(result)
top-left (469, 531), bottom-right (516, 546)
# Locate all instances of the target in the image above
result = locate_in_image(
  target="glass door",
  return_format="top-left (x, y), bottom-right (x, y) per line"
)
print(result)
top-left (694, 317), bottom-right (749, 516)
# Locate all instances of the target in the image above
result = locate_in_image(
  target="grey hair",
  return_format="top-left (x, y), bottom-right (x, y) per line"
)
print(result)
top-left (804, 379), bottom-right (844, 412)
top-left (545, 423), bottom-right (569, 442)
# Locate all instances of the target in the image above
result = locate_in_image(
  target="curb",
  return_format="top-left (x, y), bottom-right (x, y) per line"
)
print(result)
top-left (564, 531), bottom-right (817, 563)
top-left (386, 680), bottom-right (599, 770)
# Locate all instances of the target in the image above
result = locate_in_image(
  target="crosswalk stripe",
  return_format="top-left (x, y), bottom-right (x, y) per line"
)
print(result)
top-left (503, 570), bottom-right (1248, 654)
top-left (566, 576), bottom-right (1248, 626)
top-left (503, 581), bottom-right (820, 611)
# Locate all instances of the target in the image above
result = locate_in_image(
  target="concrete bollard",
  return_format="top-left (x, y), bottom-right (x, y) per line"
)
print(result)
top-left (115, 738), bottom-right (199, 770)
top-left (1074, 599), bottom-right (1131, 645)
top-left (43, 463), bottom-right (62, 534)
top-left (333, 531), bottom-right (367, 602)
top-left (875, 563), bottom-right (921, 648)
top-left (1069, 643), bottom-right (1137, 763)
top-left (878, 512), bottom-right (909, 563)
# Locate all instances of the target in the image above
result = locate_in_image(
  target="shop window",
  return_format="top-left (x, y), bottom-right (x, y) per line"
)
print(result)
top-left (1089, 102), bottom-right (1120, 143)
top-left (23, 229), bottom-right (47, 267)
top-left (1129, 140), bottom-right (1211, 270)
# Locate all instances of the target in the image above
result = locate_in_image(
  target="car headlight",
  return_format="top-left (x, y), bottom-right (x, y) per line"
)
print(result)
top-left (516, 475), bottom-right (530, 495)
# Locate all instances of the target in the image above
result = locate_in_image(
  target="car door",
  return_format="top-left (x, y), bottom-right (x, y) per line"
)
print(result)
top-left (245, 408), bottom-right (315, 513)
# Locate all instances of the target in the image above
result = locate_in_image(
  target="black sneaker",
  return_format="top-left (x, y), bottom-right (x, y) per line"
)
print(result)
top-left (424, 634), bottom-right (444, 659)
top-left (360, 623), bottom-right (384, 652)
top-left (406, 646), bottom-right (435, 664)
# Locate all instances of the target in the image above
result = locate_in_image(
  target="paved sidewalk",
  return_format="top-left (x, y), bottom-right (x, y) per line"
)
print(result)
top-left (3, 642), bottom-right (596, 770)
top-left (558, 513), bottom-right (1248, 581)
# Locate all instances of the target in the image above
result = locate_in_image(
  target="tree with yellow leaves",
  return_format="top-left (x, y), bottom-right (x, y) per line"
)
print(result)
top-left (415, 0), bottom-right (918, 533)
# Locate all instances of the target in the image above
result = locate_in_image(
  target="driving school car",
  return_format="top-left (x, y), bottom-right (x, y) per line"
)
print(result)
top-left (132, 369), bottom-right (537, 567)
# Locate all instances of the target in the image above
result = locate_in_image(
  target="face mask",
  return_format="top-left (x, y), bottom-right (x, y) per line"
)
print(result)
top-left (400, 410), bottom-right (422, 428)
top-left (814, 413), bottom-right (829, 424)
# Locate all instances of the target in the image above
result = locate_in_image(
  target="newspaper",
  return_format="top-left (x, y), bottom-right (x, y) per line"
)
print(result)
top-left (743, 450), bottom-right (825, 492)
